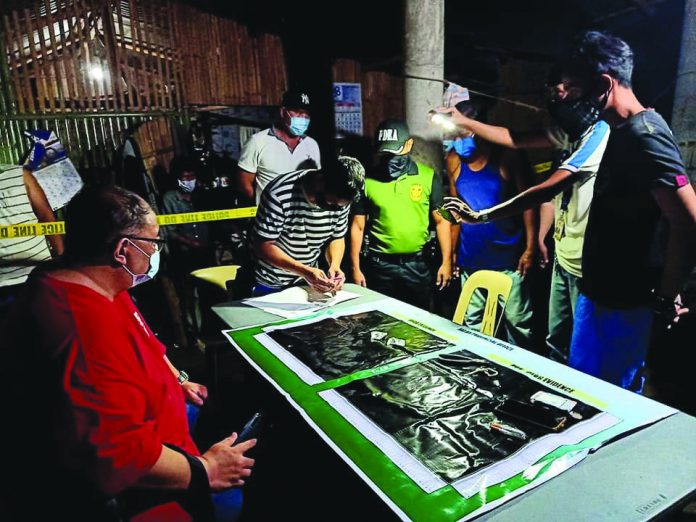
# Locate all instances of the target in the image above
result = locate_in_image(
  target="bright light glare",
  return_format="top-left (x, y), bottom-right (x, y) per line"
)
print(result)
top-left (430, 113), bottom-right (457, 132)
top-left (88, 65), bottom-right (105, 81)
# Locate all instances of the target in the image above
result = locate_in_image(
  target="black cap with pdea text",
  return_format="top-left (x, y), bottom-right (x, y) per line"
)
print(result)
top-left (375, 119), bottom-right (411, 154)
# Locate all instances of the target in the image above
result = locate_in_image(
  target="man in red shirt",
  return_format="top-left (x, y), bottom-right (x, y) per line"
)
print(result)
top-left (1, 186), bottom-right (255, 521)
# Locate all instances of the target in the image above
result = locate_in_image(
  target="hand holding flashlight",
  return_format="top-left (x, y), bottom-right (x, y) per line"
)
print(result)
top-left (429, 106), bottom-right (476, 133)
top-left (428, 110), bottom-right (458, 133)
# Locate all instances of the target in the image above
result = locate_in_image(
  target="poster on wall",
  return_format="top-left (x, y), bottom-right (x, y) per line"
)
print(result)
top-left (333, 82), bottom-right (363, 136)
top-left (24, 129), bottom-right (83, 210)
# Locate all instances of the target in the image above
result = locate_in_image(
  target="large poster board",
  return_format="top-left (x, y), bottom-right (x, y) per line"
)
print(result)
top-left (224, 301), bottom-right (676, 521)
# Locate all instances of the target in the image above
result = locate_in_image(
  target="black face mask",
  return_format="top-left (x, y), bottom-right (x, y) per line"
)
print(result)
top-left (377, 154), bottom-right (415, 179)
top-left (547, 95), bottom-right (604, 141)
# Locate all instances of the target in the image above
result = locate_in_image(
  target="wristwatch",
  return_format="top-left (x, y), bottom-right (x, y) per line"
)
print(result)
top-left (477, 211), bottom-right (490, 222)
top-left (177, 370), bottom-right (189, 385)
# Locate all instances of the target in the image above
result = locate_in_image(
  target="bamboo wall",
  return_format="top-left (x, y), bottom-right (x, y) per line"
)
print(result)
top-left (333, 58), bottom-right (404, 139)
top-left (0, 0), bottom-right (287, 167)
top-left (172, 4), bottom-right (287, 106)
top-left (1, 0), bottom-right (184, 114)
top-left (1, 0), bottom-right (289, 114)
top-left (0, 111), bottom-right (188, 170)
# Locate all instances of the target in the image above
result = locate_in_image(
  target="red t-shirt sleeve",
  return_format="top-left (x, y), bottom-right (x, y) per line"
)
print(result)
top-left (63, 292), bottom-right (166, 496)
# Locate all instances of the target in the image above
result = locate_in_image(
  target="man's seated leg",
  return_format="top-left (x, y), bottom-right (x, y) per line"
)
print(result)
top-left (212, 488), bottom-right (243, 522)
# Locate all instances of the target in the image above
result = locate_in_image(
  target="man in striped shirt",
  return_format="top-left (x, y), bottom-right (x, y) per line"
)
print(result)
top-left (0, 164), bottom-right (64, 313)
top-left (252, 156), bottom-right (365, 296)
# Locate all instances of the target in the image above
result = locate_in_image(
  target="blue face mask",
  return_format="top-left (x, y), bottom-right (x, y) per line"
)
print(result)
top-left (442, 140), bottom-right (454, 152)
top-left (288, 116), bottom-right (310, 137)
top-left (453, 136), bottom-right (477, 158)
top-left (123, 239), bottom-right (160, 287)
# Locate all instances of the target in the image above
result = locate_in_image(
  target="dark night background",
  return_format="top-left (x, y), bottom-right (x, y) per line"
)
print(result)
top-left (184, 0), bottom-right (686, 121)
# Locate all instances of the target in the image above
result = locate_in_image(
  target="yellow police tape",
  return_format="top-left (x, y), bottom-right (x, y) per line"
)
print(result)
top-left (0, 206), bottom-right (257, 239)
top-left (533, 161), bottom-right (553, 174)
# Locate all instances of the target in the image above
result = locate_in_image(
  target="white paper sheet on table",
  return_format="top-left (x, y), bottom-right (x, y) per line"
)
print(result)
top-left (242, 286), bottom-right (361, 319)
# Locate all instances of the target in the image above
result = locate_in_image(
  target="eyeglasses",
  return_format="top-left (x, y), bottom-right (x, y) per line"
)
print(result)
top-left (123, 235), bottom-right (166, 252)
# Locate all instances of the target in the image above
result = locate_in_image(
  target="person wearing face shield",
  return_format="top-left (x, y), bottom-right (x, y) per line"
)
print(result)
top-left (1, 186), bottom-right (256, 521)
top-left (162, 156), bottom-right (213, 340)
top-left (444, 101), bottom-right (536, 349)
top-left (433, 68), bottom-right (610, 365)
top-left (349, 120), bottom-right (452, 310)
top-left (237, 89), bottom-right (321, 204)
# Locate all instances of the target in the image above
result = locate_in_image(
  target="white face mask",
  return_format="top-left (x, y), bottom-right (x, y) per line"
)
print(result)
top-left (178, 179), bottom-right (196, 193)
top-left (122, 239), bottom-right (160, 287)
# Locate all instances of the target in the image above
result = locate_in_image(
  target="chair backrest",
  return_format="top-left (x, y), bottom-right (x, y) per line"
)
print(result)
top-left (452, 270), bottom-right (513, 336)
top-left (190, 265), bottom-right (240, 291)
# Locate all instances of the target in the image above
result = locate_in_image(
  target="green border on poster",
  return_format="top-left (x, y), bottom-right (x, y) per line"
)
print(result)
top-left (226, 325), bottom-right (623, 521)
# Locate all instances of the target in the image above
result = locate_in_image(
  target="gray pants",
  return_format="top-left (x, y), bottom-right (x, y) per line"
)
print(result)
top-left (546, 259), bottom-right (580, 363)
top-left (460, 269), bottom-right (533, 349)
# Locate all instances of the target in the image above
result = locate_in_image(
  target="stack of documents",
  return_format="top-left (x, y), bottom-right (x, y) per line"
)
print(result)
top-left (243, 286), bottom-right (361, 319)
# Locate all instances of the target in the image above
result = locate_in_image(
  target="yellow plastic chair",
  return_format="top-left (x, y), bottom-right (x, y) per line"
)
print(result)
top-left (189, 265), bottom-right (240, 393)
top-left (190, 265), bottom-right (240, 291)
top-left (452, 270), bottom-right (514, 336)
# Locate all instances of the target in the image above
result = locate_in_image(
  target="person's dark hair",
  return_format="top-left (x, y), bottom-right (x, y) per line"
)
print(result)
top-left (169, 156), bottom-right (198, 179)
top-left (64, 185), bottom-right (152, 263)
top-left (323, 156), bottom-right (365, 201)
top-left (568, 30), bottom-right (634, 88)
top-left (455, 96), bottom-right (491, 122)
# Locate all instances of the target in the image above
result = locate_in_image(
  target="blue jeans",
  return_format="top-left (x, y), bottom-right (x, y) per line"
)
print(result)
top-left (251, 283), bottom-right (280, 297)
top-left (459, 269), bottom-right (533, 348)
top-left (569, 293), bottom-right (653, 392)
top-left (186, 404), bottom-right (243, 522)
top-left (546, 260), bottom-right (580, 363)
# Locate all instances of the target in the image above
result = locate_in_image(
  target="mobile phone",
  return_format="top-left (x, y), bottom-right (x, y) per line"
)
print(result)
top-left (234, 412), bottom-right (264, 444)
top-left (437, 206), bottom-right (457, 223)
top-left (496, 399), bottom-right (567, 432)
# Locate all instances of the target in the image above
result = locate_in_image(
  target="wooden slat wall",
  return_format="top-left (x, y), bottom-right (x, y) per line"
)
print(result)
top-left (0, 111), bottom-right (189, 169)
top-left (333, 58), bottom-right (405, 140)
top-left (0, 0), bottom-right (286, 171)
top-left (171, 3), bottom-right (287, 107)
top-left (1, 0), bottom-right (287, 114)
